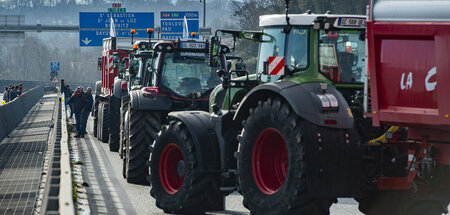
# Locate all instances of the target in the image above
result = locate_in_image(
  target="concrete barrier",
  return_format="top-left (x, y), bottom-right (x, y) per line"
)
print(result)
top-left (0, 86), bottom-right (45, 141)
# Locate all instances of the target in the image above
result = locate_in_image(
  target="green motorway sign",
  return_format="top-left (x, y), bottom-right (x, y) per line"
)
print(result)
top-left (108, 8), bottom-right (126, 13)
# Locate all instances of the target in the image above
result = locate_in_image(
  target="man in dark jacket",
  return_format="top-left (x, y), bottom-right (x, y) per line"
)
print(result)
top-left (7, 84), bottom-right (12, 101)
top-left (68, 87), bottom-right (89, 138)
top-left (83, 87), bottom-right (94, 134)
top-left (64, 85), bottom-right (74, 118)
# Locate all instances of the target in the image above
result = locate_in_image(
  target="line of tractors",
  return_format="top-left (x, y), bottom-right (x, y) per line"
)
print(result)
top-left (93, 0), bottom-right (449, 214)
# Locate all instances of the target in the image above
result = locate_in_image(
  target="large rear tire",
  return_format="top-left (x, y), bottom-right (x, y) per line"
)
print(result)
top-left (100, 103), bottom-right (109, 143)
top-left (108, 96), bottom-right (120, 152)
top-left (93, 117), bottom-right (98, 137)
top-left (125, 103), bottom-right (160, 184)
top-left (238, 98), bottom-right (333, 215)
top-left (119, 96), bottom-right (130, 158)
top-left (97, 103), bottom-right (103, 141)
top-left (93, 99), bottom-right (98, 137)
top-left (149, 120), bottom-right (223, 214)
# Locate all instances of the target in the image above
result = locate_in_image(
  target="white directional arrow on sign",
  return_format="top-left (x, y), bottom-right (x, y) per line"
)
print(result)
top-left (81, 37), bottom-right (92, 45)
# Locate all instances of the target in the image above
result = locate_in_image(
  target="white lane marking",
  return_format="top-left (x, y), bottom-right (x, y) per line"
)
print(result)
top-left (87, 134), bottom-right (127, 215)
top-left (80, 137), bottom-right (109, 213)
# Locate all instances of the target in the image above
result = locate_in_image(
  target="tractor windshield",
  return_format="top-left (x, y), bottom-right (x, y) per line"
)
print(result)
top-left (129, 58), bottom-right (147, 89)
top-left (160, 52), bottom-right (222, 97)
top-left (258, 26), bottom-right (309, 82)
top-left (319, 29), bottom-right (366, 83)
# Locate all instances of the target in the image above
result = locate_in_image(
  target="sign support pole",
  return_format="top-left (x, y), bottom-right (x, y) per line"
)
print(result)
top-left (202, 0), bottom-right (206, 27)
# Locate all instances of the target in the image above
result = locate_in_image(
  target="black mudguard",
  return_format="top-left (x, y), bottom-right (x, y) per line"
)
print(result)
top-left (129, 89), bottom-right (172, 111)
top-left (168, 111), bottom-right (221, 172)
top-left (234, 81), bottom-right (354, 129)
top-left (304, 123), bottom-right (361, 198)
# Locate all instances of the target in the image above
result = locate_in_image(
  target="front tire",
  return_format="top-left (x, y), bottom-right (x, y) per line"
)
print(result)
top-left (238, 98), bottom-right (332, 215)
top-left (125, 103), bottom-right (160, 184)
top-left (149, 120), bottom-right (223, 214)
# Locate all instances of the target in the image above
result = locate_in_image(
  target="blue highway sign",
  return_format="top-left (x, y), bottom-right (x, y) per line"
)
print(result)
top-left (79, 12), bottom-right (154, 47)
top-left (160, 11), bottom-right (199, 40)
top-left (50, 62), bottom-right (60, 71)
top-left (161, 20), bottom-right (199, 33)
top-left (161, 11), bottom-right (199, 19)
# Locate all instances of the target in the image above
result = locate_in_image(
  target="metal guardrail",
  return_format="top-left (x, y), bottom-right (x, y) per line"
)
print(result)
top-left (0, 86), bottom-right (44, 141)
top-left (59, 97), bottom-right (75, 215)
top-left (40, 95), bottom-right (75, 215)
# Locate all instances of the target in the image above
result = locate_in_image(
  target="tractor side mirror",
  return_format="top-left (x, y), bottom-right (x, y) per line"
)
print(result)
top-left (359, 30), bottom-right (366, 41)
top-left (147, 66), bottom-right (155, 76)
top-left (262, 61), bottom-right (268, 75)
top-left (217, 69), bottom-right (230, 89)
top-left (209, 36), bottom-right (221, 67)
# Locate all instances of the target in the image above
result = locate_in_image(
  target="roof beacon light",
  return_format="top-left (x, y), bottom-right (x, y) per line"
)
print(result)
top-left (130, 29), bottom-right (136, 45)
top-left (191, 32), bottom-right (197, 38)
top-left (133, 44), bottom-right (138, 50)
top-left (147, 28), bottom-right (153, 42)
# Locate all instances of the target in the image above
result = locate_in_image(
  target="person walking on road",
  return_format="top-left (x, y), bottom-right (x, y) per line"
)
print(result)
top-left (83, 87), bottom-right (94, 134)
top-left (61, 80), bottom-right (72, 115)
top-left (68, 86), bottom-right (89, 138)
top-left (65, 85), bottom-right (75, 118)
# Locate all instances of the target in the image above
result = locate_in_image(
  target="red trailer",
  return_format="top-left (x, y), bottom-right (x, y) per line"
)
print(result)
top-left (363, 0), bottom-right (450, 214)
top-left (100, 37), bottom-right (131, 96)
top-left (94, 37), bottom-right (132, 143)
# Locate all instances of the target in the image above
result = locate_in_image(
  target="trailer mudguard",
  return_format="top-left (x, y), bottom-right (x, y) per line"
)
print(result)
top-left (95, 81), bottom-right (101, 97)
top-left (112, 78), bottom-right (127, 99)
top-left (234, 81), bottom-right (354, 129)
top-left (168, 111), bottom-right (221, 172)
top-left (129, 89), bottom-right (172, 111)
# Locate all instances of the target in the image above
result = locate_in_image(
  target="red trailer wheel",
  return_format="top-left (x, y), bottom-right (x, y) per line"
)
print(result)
top-left (159, 143), bottom-right (184, 194)
top-left (252, 128), bottom-right (288, 194)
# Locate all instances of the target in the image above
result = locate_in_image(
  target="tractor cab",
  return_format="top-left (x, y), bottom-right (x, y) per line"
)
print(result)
top-left (147, 37), bottom-right (228, 101)
top-left (127, 41), bottom-right (157, 91)
top-left (257, 13), bottom-right (366, 86)
top-left (315, 16), bottom-right (366, 84)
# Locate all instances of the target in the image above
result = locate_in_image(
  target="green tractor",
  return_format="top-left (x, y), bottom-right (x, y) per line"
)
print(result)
top-left (148, 7), bottom-right (368, 215)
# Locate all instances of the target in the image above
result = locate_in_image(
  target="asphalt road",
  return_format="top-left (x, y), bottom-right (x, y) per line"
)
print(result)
top-left (71, 117), bottom-right (375, 215)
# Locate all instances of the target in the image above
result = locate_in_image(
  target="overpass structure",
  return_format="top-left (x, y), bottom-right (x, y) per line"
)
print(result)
top-left (0, 15), bottom-right (79, 45)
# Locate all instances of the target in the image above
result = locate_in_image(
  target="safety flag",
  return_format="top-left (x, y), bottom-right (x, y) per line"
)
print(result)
top-left (183, 15), bottom-right (189, 38)
top-left (110, 17), bottom-right (116, 37)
